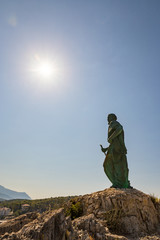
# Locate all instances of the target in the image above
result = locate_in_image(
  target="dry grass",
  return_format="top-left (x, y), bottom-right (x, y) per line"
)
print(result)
top-left (150, 194), bottom-right (160, 205)
top-left (104, 208), bottom-right (124, 233)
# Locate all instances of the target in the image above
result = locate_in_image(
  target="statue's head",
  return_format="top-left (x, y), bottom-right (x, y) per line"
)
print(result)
top-left (107, 113), bottom-right (117, 123)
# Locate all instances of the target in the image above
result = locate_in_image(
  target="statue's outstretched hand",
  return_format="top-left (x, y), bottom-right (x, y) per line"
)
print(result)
top-left (100, 144), bottom-right (103, 152)
top-left (100, 144), bottom-right (108, 153)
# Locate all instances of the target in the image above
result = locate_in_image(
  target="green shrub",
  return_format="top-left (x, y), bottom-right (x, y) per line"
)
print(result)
top-left (14, 210), bottom-right (22, 217)
top-left (66, 200), bottom-right (83, 220)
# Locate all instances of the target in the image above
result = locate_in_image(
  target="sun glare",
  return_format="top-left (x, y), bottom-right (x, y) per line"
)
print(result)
top-left (28, 53), bottom-right (66, 91)
top-left (35, 61), bottom-right (53, 78)
top-left (35, 62), bottom-right (53, 78)
top-left (30, 55), bottom-right (57, 81)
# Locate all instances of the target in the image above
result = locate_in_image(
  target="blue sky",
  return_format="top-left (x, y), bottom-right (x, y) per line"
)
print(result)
top-left (0, 0), bottom-right (160, 199)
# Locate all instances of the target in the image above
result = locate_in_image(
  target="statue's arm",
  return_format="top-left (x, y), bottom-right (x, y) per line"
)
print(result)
top-left (100, 144), bottom-right (108, 153)
top-left (108, 125), bottom-right (123, 143)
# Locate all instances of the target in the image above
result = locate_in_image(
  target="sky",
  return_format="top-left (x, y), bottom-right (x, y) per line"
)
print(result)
top-left (0, 0), bottom-right (160, 200)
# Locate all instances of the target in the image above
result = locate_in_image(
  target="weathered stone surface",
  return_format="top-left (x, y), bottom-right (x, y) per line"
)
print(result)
top-left (72, 214), bottom-right (127, 240)
top-left (75, 188), bottom-right (159, 236)
top-left (1, 208), bottom-right (69, 240)
top-left (140, 236), bottom-right (160, 240)
top-left (0, 212), bottom-right (38, 235)
top-left (1, 188), bottom-right (160, 240)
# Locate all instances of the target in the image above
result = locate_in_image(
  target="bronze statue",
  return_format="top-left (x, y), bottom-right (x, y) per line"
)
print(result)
top-left (100, 113), bottom-right (131, 188)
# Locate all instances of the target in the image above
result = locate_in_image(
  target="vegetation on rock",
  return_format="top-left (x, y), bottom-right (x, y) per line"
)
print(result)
top-left (1, 189), bottom-right (160, 239)
top-left (66, 199), bottom-right (83, 220)
top-left (105, 208), bottom-right (125, 233)
top-left (0, 196), bottom-right (75, 217)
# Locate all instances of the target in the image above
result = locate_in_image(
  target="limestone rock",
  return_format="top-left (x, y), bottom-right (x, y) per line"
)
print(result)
top-left (75, 188), bottom-right (159, 236)
top-left (0, 212), bottom-right (38, 235)
top-left (1, 208), bottom-right (70, 240)
top-left (1, 188), bottom-right (160, 239)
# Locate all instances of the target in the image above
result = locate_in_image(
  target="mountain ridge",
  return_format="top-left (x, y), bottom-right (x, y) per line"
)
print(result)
top-left (0, 185), bottom-right (31, 200)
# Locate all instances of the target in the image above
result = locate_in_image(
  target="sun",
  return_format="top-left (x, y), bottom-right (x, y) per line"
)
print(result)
top-left (30, 55), bottom-right (56, 80)
top-left (35, 61), bottom-right (53, 78)
top-left (33, 60), bottom-right (54, 79)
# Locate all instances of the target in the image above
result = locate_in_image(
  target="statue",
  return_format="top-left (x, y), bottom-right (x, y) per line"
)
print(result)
top-left (100, 113), bottom-right (131, 188)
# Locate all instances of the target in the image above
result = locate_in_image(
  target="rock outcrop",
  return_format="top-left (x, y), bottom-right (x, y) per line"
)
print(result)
top-left (0, 212), bottom-right (39, 236)
top-left (74, 188), bottom-right (159, 236)
top-left (0, 188), bottom-right (160, 240)
top-left (1, 208), bottom-right (69, 240)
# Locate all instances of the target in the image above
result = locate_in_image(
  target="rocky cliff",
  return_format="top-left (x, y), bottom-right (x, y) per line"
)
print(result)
top-left (0, 188), bottom-right (160, 240)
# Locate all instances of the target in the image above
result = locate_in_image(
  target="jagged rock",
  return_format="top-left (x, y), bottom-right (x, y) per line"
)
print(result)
top-left (0, 212), bottom-right (39, 235)
top-left (1, 188), bottom-right (160, 240)
top-left (72, 214), bottom-right (127, 240)
top-left (140, 236), bottom-right (160, 240)
top-left (1, 208), bottom-right (70, 240)
top-left (75, 188), bottom-right (159, 236)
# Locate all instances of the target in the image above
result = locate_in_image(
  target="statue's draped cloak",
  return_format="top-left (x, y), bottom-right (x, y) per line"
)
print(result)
top-left (103, 120), bottom-right (130, 188)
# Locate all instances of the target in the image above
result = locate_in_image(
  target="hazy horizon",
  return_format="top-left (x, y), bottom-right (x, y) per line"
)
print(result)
top-left (1, 0), bottom-right (160, 199)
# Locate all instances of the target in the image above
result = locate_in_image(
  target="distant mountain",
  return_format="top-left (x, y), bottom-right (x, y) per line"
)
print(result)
top-left (0, 198), bottom-right (5, 201)
top-left (0, 192), bottom-right (12, 200)
top-left (0, 185), bottom-right (31, 200)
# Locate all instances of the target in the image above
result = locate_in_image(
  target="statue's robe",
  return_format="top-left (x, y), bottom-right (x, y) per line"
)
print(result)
top-left (103, 120), bottom-right (130, 188)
